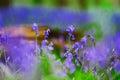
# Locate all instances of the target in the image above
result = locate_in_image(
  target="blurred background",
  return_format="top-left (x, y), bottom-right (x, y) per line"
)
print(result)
top-left (0, 0), bottom-right (120, 37)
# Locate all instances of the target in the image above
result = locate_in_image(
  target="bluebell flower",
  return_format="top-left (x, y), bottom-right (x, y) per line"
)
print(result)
top-left (66, 25), bottom-right (74, 34)
top-left (32, 23), bottom-right (38, 31)
top-left (44, 29), bottom-right (50, 38)
top-left (74, 53), bottom-right (78, 59)
top-left (81, 40), bottom-right (111, 68)
top-left (113, 61), bottom-right (120, 72)
top-left (0, 33), bottom-right (2, 44)
top-left (2, 34), bottom-right (9, 44)
top-left (4, 38), bottom-right (36, 72)
top-left (41, 39), bottom-right (48, 49)
top-left (47, 42), bottom-right (53, 50)
top-left (83, 66), bottom-right (88, 72)
top-left (71, 34), bottom-right (75, 40)
top-left (64, 45), bottom-right (69, 51)
top-left (80, 36), bottom-right (87, 46)
top-left (113, 32), bottom-right (120, 53)
top-left (0, 33), bottom-right (9, 45)
top-left (32, 23), bottom-right (38, 36)
top-left (63, 52), bottom-right (75, 73)
top-left (79, 34), bottom-right (95, 48)
top-left (66, 25), bottom-right (75, 40)
top-left (64, 51), bottom-right (70, 57)
top-left (72, 42), bottom-right (79, 51)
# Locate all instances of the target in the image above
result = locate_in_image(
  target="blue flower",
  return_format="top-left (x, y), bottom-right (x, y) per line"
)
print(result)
top-left (113, 32), bottom-right (120, 53)
top-left (32, 23), bottom-right (38, 36)
top-left (0, 33), bottom-right (2, 44)
top-left (41, 39), bottom-right (48, 49)
top-left (44, 29), bottom-right (50, 38)
top-left (71, 34), bottom-right (75, 40)
top-left (66, 25), bottom-right (74, 34)
top-left (2, 34), bottom-right (9, 44)
top-left (64, 51), bottom-right (69, 57)
top-left (80, 36), bottom-right (87, 45)
top-left (81, 40), bottom-right (110, 68)
top-left (74, 53), bottom-right (78, 59)
top-left (4, 38), bottom-right (36, 72)
top-left (113, 61), bottom-right (120, 72)
top-left (72, 42), bottom-right (79, 51)
top-left (0, 33), bottom-right (9, 45)
top-left (63, 52), bottom-right (75, 73)
top-left (32, 23), bottom-right (38, 31)
top-left (66, 25), bottom-right (75, 41)
top-left (47, 42), bottom-right (53, 50)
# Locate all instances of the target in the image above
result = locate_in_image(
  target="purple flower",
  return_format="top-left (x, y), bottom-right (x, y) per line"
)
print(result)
top-left (66, 25), bottom-right (74, 34)
top-left (41, 39), bottom-right (48, 48)
top-left (113, 61), bottom-right (120, 72)
top-left (64, 51), bottom-right (69, 57)
top-left (113, 32), bottom-right (120, 53)
top-left (0, 33), bottom-right (1, 38)
top-left (74, 53), bottom-right (78, 59)
top-left (82, 40), bottom-right (110, 68)
top-left (69, 63), bottom-right (75, 73)
top-left (66, 25), bottom-right (75, 40)
top-left (63, 52), bottom-right (75, 73)
top-left (80, 36), bottom-right (87, 45)
top-left (64, 45), bottom-right (69, 51)
top-left (83, 66), bottom-right (88, 72)
top-left (2, 34), bottom-right (9, 43)
top-left (4, 38), bottom-right (36, 72)
top-left (0, 33), bottom-right (2, 44)
top-left (64, 58), bottom-right (75, 73)
top-left (47, 42), bottom-right (53, 50)
top-left (72, 42), bottom-right (79, 51)
top-left (32, 23), bottom-right (38, 31)
top-left (32, 23), bottom-right (38, 36)
top-left (44, 29), bottom-right (50, 38)
top-left (0, 33), bottom-right (9, 44)
top-left (71, 35), bottom-right (75, 40)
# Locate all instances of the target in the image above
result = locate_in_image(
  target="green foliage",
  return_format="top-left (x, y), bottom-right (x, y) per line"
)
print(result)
top-left (5, 77), bottom-right (15, 80)
top-left (35, 52), bottom-right (70, 80)
top-left (74, 70), bottom-right (97, 80)
top-left (81, 22), bottom-right (103, 41)
top-left (113, 72), bottom-right (120, 80)
top-left (42, 74), bottom-right (70, 80)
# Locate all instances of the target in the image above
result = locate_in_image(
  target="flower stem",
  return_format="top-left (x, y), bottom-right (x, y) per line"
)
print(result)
top-left (68, 36), bottom-right (71, 52)
top-left (36, 35), bottom-right (38, 55)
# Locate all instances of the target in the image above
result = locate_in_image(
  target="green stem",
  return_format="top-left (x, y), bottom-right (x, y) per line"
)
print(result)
top-left (68, 36), bottom-right (71, 52)
top-left (36, 35), bottom-right (38, 55)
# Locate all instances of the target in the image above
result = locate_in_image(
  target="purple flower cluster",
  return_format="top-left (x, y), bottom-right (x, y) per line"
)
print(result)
top-left (44, 29), bottom-right (50, 39)
top-left (41, 29), bottom-right (53, 51)
top-left (66, 25), bottom-right (75, 40)
top-left (113, 61), bottom-right (120, 72)
top-left (4, 38), bottom-right (36, 72)
top-left (0, 33), bottom-right (9, 45)
top-left (41, 40), bottom-right (53, 51)
top-left (32, 23), bottom-right (38, 36)
top-left (2, 23), bottom-right (120, 80)
top-left (63, 26), bottom-right (96, 73)
top-left (63, 52), bottom-right (75, 73)
top-left (84, 42), bottom-right (110, 68)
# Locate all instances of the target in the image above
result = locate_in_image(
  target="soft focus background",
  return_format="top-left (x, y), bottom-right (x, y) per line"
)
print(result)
top-left (0, 0), bottom-right (120, 36)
